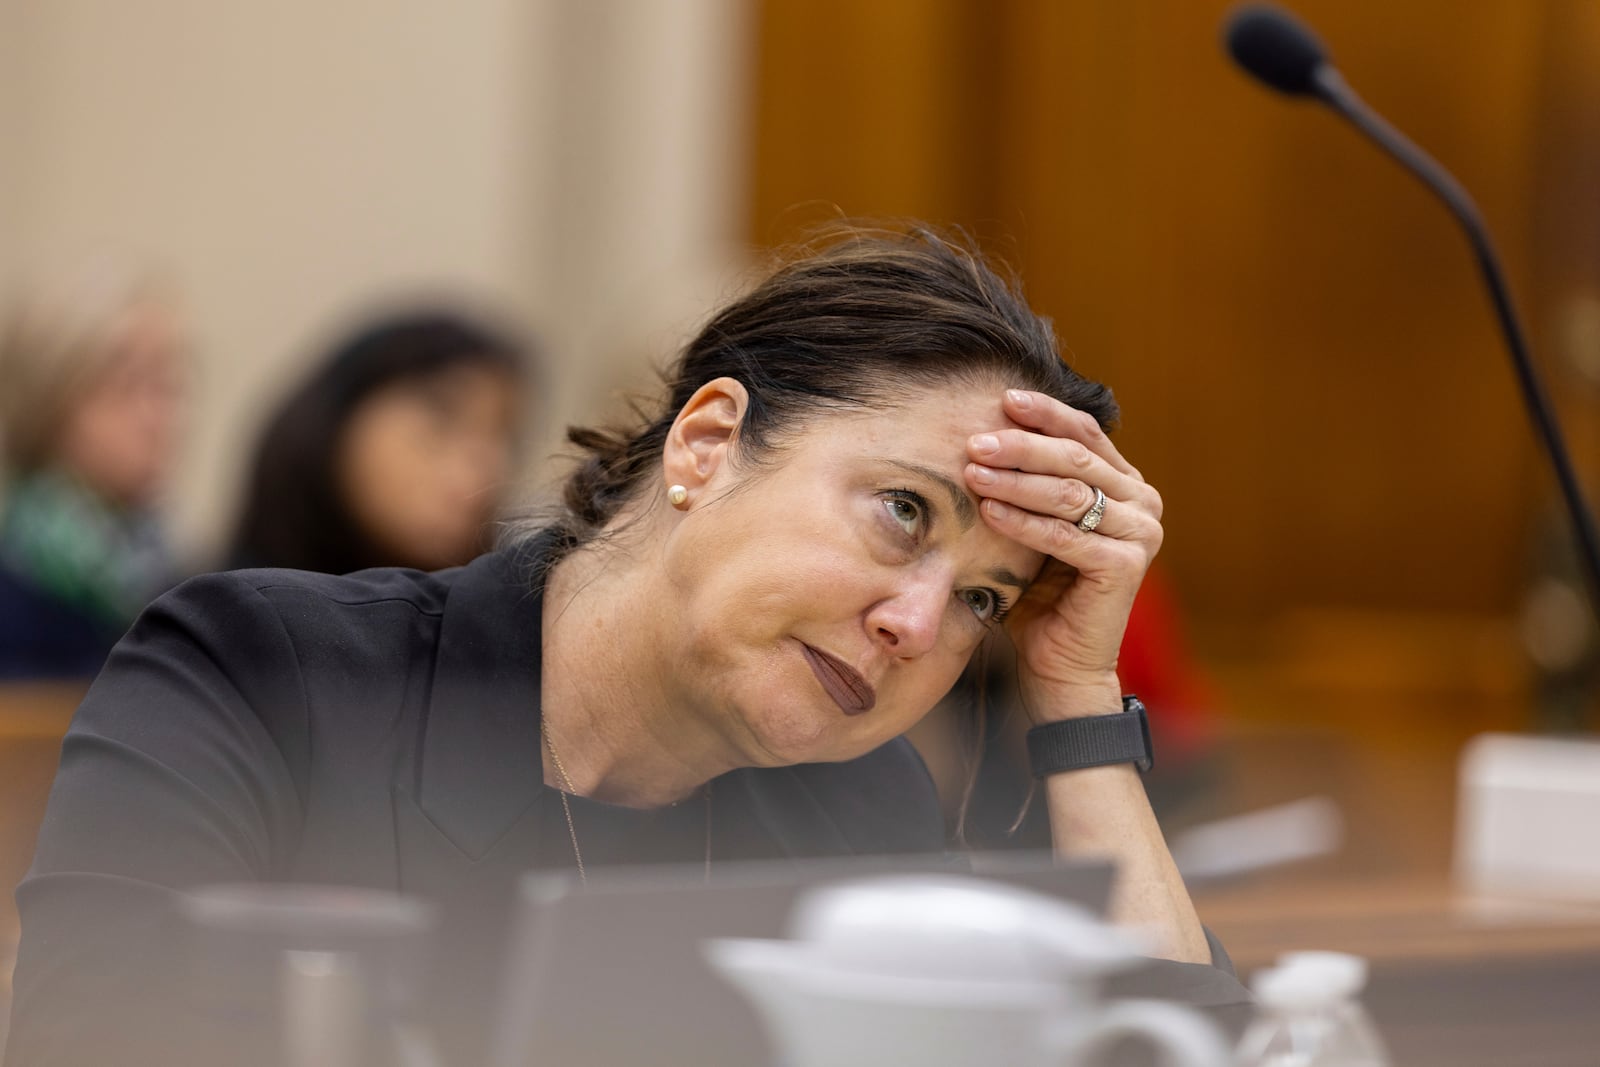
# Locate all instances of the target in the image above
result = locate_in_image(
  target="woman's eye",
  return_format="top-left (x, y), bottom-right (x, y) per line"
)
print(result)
top-left (960, 588), bottom-right (999, 622)
top-left (882, 493), bottom-right (924, 539)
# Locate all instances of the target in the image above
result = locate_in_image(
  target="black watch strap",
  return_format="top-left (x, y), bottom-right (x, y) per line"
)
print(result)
top-left (1025, 695), bottom-right (1152, 778)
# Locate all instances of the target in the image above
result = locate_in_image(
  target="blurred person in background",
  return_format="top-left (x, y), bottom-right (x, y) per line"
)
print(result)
top-left (0, 263), bottom-right (187, 680)
top-left (226, 310), bottom-right (532, 575)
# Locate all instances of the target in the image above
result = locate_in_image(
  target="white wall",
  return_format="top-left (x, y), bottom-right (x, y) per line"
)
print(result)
top-left (0, 0), bottom-right (752, 558)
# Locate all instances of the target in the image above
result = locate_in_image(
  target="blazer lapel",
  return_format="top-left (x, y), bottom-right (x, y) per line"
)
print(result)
top-left (392, 541), bottom-right (555, 894)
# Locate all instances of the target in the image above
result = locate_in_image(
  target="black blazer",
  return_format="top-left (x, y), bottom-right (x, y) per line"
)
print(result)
top-left (5, 541), bottom-right (950, 1066)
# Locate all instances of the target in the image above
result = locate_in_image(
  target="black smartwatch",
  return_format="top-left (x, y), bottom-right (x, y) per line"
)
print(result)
top-left (1025, 694), bottom-right (1153, 778)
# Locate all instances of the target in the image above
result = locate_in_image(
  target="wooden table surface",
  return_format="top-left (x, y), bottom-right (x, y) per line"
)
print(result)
top-left (0, 682), bottom-right (84, 1039)
top-left (1196, 874), bottom-right (1600, 969)
top-left (0, 682), bottom-right (83, 737)
top-left (1195, 874), bottom-right (1600, 1066)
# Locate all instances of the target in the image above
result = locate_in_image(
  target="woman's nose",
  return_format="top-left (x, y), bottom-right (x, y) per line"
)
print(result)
top-left (866, 575), bottom-right (946, 659)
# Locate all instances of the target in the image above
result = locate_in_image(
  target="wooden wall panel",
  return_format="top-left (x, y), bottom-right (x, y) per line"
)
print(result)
top-left (1532, 0), bottom-right (1600, 471)
top-left (750, 0), bottom-right (1576, 630)
top-left (749, 0), bottom-right (997, 239)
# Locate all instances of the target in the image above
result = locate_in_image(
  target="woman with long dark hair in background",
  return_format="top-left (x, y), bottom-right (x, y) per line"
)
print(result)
top-left (228, 310), bottom-right (531, 575)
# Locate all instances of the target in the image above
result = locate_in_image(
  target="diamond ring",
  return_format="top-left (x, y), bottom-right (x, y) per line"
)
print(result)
top-left (1076, 487), bottom-right (1107, 533)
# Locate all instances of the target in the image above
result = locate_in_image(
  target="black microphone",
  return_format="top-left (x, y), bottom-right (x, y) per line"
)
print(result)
top-left (1224, 3), bottom-right (1600, 626)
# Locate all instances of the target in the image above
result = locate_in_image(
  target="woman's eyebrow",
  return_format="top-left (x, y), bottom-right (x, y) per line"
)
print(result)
top-left (878, 459), bottom-right (1031, 592)
top-left (883, 459), bottom-right (978, 530)
top-left (986, 565), bottom-right (1030, 593)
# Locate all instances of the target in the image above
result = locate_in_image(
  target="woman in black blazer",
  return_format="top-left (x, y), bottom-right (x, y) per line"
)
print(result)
top-left (7, 225), bottom-right (1242, 1066)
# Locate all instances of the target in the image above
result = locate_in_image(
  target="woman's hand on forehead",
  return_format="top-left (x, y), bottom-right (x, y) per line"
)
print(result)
top-left (961, 388), bottom-right (1163, 719)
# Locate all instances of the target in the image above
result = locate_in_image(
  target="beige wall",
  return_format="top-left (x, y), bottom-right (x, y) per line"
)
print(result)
top-left (1, 0), bottom-right (751, 559)
top-left (0, 1), bottom-right (22, 295)
top-left (517, 0), bottom-right (755, 498)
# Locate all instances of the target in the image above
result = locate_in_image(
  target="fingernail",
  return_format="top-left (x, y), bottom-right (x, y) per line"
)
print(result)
top-left (1006, 389), bottom-right (1031, 409)
top-left (972, 434), bottom-right (1000, 455)
top-left (970, 463), bottom-right (998, 485)
top-left (985, 499), bottom-right (1011, 519)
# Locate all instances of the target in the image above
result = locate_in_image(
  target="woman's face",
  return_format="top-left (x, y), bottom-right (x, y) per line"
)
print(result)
top-left (56, 301), bottom-right (186, 507)
top-left (337, 361), bottom-right (522, 571)
top-left (661, 379), bottom-right (1046, 768)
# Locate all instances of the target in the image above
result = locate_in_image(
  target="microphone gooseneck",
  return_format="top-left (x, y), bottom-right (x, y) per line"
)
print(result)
top-left (1224, 3), bottom-right (1600, 626)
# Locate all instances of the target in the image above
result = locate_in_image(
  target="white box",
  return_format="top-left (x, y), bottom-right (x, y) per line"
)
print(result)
top-left (1456, 732), bottom-right (1600, 900)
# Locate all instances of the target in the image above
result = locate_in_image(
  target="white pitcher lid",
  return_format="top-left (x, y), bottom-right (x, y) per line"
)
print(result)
top-left (786, 874), bottom-right (1147, 984)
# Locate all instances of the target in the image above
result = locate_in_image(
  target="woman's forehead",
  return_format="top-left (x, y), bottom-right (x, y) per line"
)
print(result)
top-left (833, 379), bottom-right (1024, 438)
top-left (739, 377), bottom-right (1030, 482)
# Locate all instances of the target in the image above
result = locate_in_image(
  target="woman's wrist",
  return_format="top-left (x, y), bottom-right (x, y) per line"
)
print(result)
top-left (1018, 672), bottom-right (1124, 725)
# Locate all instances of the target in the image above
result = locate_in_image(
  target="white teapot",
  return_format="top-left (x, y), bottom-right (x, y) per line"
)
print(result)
top-left (705, 874), bottom-right (1229, 1067)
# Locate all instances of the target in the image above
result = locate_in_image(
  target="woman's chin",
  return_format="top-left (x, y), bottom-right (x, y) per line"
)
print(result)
top-left (740, 704), bottom-right (842, 766)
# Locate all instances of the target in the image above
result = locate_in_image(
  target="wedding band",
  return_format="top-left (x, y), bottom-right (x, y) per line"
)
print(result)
top-left (1076, 487), bottom-right (1107, 532)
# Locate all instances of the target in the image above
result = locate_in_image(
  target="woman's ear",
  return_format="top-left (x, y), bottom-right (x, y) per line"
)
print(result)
top-left (662, 377), bottom-right (749, 502)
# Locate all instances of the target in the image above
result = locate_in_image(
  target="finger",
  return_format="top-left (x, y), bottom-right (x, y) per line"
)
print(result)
top-left (968, 428), bottom-right (1161, 519)
top-left (1001, 389), bottom-right (1142, 481)
top-left (964, 467), bottom-right (1158, 544)
top-left (979, 496), bottom-right (1160, 574)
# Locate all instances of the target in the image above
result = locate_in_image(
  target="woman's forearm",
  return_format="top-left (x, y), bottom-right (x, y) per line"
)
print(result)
top-left (1043, 761), bottom-right (1211, 963)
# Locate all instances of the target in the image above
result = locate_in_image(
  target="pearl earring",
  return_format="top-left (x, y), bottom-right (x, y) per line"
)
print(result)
top-left (667, 484), bottom-right (689, 508)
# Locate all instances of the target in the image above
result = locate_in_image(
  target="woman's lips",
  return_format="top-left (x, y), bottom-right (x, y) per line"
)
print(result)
top-left (801, 644), bottom-right (876, 715)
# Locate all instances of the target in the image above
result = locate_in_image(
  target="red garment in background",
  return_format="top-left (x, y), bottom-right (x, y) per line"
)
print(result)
top-left (1118, 563), bottom-right (1217, 764)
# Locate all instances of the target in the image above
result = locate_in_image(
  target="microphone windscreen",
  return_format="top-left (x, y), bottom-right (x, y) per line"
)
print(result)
top-left (1224, 4), bottom-right (1329, 97)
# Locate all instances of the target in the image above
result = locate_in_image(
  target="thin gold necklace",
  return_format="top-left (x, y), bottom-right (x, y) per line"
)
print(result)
top-left (541, 721), bottom-right (712, 886)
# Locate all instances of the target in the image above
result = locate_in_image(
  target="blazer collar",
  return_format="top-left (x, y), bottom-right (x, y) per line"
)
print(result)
top-left (412, 533), bottom-right (565, 858)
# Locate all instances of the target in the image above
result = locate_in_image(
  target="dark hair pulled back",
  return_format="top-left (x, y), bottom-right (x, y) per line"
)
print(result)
top-left (558, 224), bottom-right (1117, 539)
